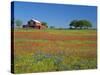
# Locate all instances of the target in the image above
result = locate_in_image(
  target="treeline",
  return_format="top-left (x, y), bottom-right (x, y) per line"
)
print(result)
top-left (49, 20), bottom-right (92, 30)
top-left (12, 19), bottom-right (93, 29)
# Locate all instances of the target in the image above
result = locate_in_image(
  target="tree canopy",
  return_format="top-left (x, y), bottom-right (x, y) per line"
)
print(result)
top-left (15, 19), bottom-right (23, 28)
top-left (69, 20), bottom-right (92, 29)
top-left (42, 22), bottom-right (48, 28)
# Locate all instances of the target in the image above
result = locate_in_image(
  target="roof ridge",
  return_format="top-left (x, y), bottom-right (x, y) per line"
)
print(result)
top-left (32, 19), bottom-right (41, 23)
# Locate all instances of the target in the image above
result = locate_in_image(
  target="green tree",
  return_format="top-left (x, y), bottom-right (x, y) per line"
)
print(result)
top-left (76, 20), bottom-right (84, 29)
top-left (69, 20), bottom-right (78, 29)
top-left (15, 19), bottom-right (23, 28)
top-left (42, 22), bottom-right (48, 28)
top-left (69, 20), bottom-right (92, 29)
top-left (82, 20), bottom-right (92, 29)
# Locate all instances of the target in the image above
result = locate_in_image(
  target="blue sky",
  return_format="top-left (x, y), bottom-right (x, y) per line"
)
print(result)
top-left (12, 1), bottom-right (97, 28)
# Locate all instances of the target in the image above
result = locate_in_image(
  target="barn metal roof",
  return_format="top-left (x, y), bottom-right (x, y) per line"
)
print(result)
top-left (32, 19), bottom-right (41, 23)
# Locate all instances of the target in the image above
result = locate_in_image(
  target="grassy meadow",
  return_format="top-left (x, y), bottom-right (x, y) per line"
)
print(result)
top-left (13, 29), bottom-right (97, 73)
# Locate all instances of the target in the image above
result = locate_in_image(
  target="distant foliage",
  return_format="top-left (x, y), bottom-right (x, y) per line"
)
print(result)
top-left (69, 20), bottom-right (92, 29)
top-left (15, 19), bottom-right (23, 28)
top-left (50, 26), bottom-right (55, 29)
top-left (42, 22), bottom-right (48, 28)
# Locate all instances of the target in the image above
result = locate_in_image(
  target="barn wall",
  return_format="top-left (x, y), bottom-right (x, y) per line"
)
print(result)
top-left (23, 20), bottom-right (47, 29)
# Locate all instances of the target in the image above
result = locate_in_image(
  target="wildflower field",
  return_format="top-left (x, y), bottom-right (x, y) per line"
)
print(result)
top-left (13, 29), bottom-right (97, 73)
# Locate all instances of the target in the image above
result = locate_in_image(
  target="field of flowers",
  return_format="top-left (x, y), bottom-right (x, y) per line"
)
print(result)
top-left (13, 29), bottom-right (97, 73)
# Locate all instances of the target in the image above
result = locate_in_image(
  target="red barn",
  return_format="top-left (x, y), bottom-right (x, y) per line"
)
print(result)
top-left (23, 19), bottom-right (47, 29)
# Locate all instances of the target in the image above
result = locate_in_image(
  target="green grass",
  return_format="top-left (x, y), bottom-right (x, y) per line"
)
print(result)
top-left (15, 39), bottom-right (96, 44)
top-left (14, 28), bottom-right (97, 33)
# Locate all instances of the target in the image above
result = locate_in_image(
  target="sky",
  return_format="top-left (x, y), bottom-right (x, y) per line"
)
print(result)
top-left (12, 1), bottom-right (97, 28)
